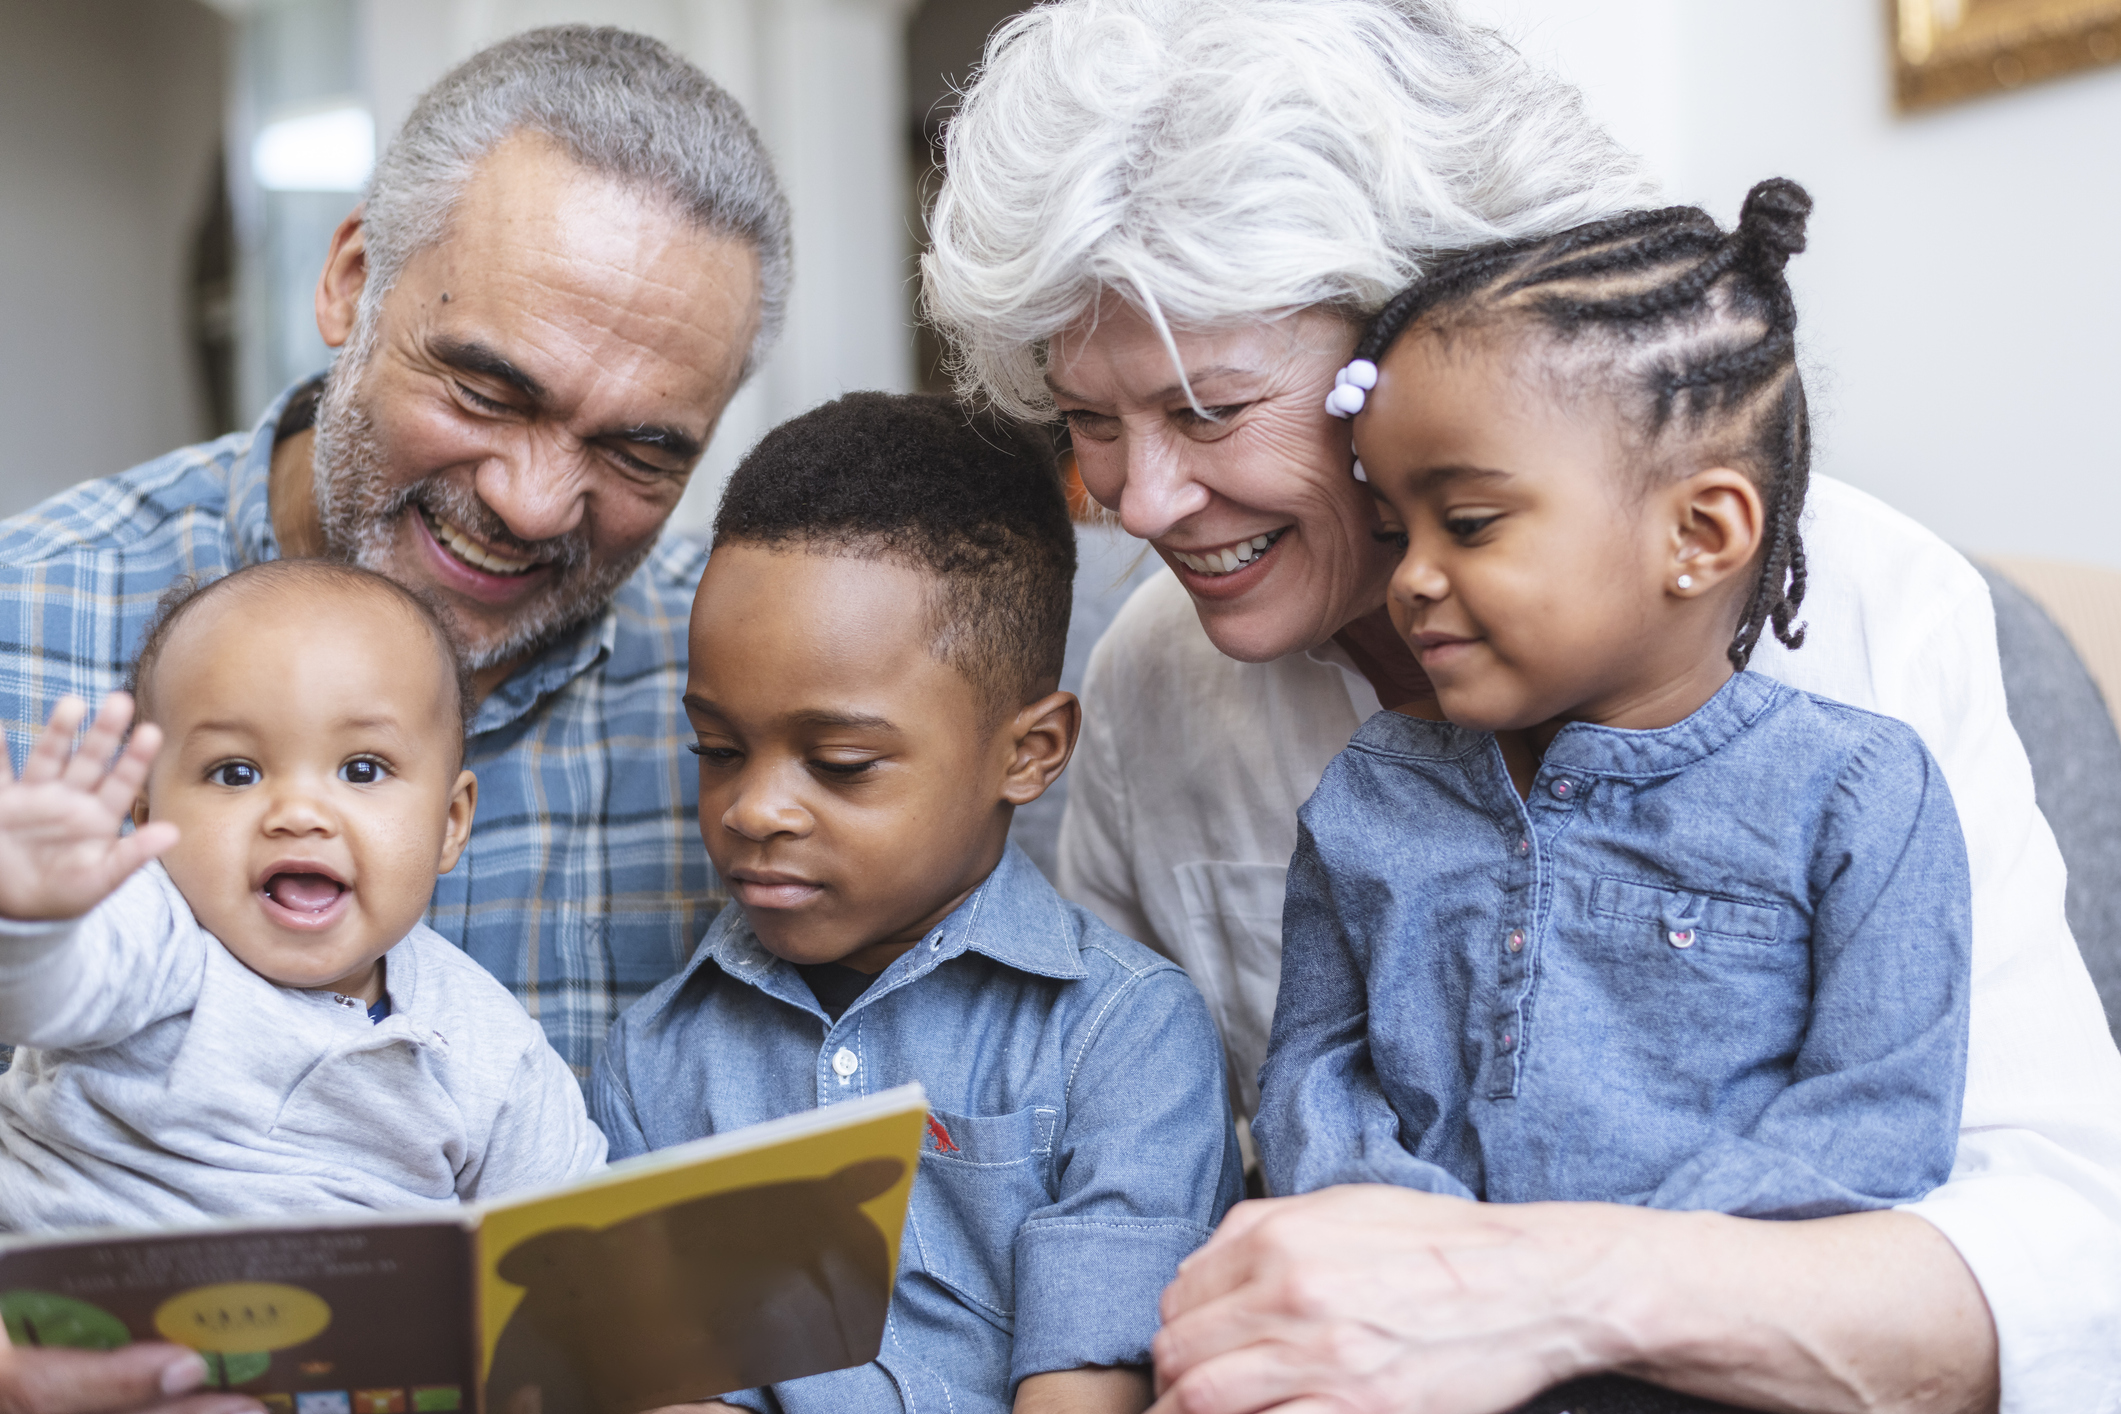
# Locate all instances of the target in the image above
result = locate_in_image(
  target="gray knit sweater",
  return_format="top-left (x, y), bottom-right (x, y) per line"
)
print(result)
top-left (0, 863), bottom-right (606, 1232)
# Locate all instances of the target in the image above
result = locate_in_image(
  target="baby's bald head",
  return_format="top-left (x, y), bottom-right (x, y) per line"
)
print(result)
top-left (130, 560), bottom-right (473, 764)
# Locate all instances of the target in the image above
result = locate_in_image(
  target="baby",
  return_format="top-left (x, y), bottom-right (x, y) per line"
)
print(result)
top-left (0, 560), bottom-right (605, 1231)
top-left (1257, 180), bottom-right (1972, 1224)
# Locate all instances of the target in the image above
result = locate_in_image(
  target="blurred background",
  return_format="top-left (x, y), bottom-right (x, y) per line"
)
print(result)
top-left (4, 0), bottom-right (2117, 555)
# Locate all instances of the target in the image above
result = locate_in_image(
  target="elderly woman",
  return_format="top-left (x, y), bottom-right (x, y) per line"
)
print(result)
top-left (922, 2), bottom-right (2121, 1412)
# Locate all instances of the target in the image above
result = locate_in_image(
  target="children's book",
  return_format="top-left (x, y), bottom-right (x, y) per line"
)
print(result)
top-left (0, 1085), bottom-right (928, 1414)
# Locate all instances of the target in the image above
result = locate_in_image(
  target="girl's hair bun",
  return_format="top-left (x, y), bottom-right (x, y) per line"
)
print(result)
top-left (1735, 178), bottom-right (1812, 274)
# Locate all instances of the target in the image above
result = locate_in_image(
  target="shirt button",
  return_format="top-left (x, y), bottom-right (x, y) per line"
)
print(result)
top-left (1516, 837), bottom-right (1530, 855)
top-left (831, 1047), bottom-right (859, 1078)
top-left (1668, 929), bottom-right (1696, 949)
top-left (1506, 930), bottom-right (1525, 953)
top-left (1548, 776), bottom-right (1575, 800)
top-left (1500, 1033), bottom-right (1516, 1052)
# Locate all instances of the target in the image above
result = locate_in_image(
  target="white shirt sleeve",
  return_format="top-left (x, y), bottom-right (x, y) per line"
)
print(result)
top-left (1058, 629), bottom-right (1161, 952)
top-left (1752, 477), bottom-right (2121, 1413)
top-left (0, 864), bottom-right (208, 1051)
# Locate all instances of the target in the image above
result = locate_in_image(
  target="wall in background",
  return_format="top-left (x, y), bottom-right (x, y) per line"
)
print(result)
top-left (1466, 0), bottom-right (2121, 566)
top-left (0, 0), bottom-right (230, 517)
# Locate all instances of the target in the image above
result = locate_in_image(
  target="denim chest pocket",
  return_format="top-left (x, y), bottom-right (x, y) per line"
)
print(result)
top-left (1589, 876), bottom-right (1786, 954)
top-left (906, 1105), bottom-right (1059, 1324)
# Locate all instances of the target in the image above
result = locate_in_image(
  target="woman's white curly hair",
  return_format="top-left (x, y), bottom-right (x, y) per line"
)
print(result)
top-left (920, 0), bottom-right (1660, 419)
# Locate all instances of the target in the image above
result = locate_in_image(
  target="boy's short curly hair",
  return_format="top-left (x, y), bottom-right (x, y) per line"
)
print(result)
top-left (711, 392), bottom-right (1076, 715)
top-left (128, 559), bottom-right (475, 759)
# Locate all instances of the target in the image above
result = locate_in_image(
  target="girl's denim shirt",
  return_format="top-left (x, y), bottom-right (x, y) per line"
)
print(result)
top-left (1257, 670), bottom-right (1971, 1217)
top-left (593, 844), bottom-right (1242, 1412)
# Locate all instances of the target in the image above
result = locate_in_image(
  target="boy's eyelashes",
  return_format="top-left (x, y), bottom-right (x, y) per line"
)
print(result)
top-left (685, 741), bottom-right (883, 779)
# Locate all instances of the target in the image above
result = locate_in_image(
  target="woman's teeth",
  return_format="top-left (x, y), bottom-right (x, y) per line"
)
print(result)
top-left (422, 507), bottom-right (537, 576)
top-left (1173, 530), bottom-right (1284, 577)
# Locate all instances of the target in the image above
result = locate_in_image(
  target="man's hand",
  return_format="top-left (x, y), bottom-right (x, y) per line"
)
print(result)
top-left (0, 694), bottom-right (175, 923)
top-left (0, 1326), bottom-right (258, 1414)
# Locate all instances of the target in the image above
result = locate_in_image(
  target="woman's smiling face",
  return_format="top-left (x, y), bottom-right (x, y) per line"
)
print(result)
top-left (1046, 302), bottom-right (1397, 663)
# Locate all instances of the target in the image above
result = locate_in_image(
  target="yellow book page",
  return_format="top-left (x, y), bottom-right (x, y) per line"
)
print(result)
top-left (474, 1086), bottom-right (926, 1414)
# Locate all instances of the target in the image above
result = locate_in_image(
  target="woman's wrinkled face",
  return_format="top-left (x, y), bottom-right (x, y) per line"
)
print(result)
top-left (1046, 302), bottom-right (1395, 663)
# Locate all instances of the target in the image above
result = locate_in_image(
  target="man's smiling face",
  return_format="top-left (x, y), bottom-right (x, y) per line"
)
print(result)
top-left (309, 129), bottom-right (762, 674)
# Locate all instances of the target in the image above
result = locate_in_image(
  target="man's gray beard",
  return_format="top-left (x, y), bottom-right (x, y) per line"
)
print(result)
top-left (309, 346), bottom-right (658, 673)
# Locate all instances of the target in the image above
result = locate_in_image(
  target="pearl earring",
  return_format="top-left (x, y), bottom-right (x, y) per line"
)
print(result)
top-left (1676, 574), bottom-right (1695, 590)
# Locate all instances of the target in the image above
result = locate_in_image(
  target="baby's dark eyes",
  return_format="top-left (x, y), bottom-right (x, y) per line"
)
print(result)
top-left (338, 758), bottom-right (388, 785)
top-left (687, 742), bottom-right (740, 764)
top-left (207, 762), bottom-right (259, 789)
top-left (1371, 527), bottom-right (1411, 551)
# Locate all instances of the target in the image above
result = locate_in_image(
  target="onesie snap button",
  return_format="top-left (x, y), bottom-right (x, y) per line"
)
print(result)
top-left (1668, 928), bottom-right (1696, 949)
top-left (831, 1046), bottom-right (859, 1077)
top-left (1516, 837), bottom-right (1530, 855)
top-left (1548, 776), bottom-right (1575, 800)
top-left (1506, 930), bottom-right (1525, 954)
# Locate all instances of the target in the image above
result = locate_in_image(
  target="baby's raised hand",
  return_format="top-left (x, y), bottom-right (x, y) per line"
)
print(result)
top-left (0, 694), bottom-right (178, 923)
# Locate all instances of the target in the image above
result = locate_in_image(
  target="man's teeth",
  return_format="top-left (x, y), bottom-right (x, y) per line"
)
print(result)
top-left (423, 508), bottom-right (536, 576)
top-left (1173, 531), bottom-right (1282, 577)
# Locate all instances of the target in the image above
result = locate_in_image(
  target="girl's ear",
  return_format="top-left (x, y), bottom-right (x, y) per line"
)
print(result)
top-left (999, 691), bottom-right (1082, 808)
top-left (1665, 467), bottom-right (1765, 597)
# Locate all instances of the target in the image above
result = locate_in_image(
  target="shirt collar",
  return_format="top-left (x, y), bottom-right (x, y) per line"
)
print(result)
top-left (1539, 671), bottom-right (1785, 780)
top-left (1352, 670), bottom-right (1786, 782)
top-left (687, 841), bottom-right (1090, 998)
top-left (470, 611), bottom-right (617, 737)
top-left (228, 378), bottom-right (319, 569)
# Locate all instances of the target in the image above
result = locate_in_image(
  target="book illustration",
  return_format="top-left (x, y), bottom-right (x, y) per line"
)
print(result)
top-left (0, 1221), bottom-right (474, 1402)
top-left (477, 1090), bottom-right (926, 1414)
top-left (484, 1159), bottom-right (903, 1414)
top-left (0, 1086), bottom-right (928, 1414)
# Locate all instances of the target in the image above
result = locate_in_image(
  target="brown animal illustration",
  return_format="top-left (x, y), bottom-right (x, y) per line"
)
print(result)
top-left (483, 1159), bottom-right (903, 1414)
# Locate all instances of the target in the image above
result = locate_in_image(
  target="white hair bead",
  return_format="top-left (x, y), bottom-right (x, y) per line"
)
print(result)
top-left (1342, 358), bottom-right (1378, 389)
top-left (1324, 384), bottom-right (1367, 418)
top-left (1352, 457), bottom-right (1368, 483)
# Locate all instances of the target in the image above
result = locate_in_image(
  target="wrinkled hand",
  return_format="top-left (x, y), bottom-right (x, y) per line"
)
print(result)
top-left (1148, 1186), bottom-right (1646, 1414)
top-left (0, 1323), bottom-right (259, 1414)
top-left (0, 694), bottom-right (175, 923)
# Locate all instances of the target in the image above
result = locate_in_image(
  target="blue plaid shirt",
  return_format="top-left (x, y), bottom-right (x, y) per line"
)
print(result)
top-left (0, 382), bottom-right (720, 1079)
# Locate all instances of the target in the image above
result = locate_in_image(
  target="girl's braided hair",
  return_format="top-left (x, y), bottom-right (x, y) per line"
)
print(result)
top-left (1354, 177), bottom-right (1814, 670)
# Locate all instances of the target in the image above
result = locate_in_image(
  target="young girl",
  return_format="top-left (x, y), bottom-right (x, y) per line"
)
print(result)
top-left (1255, 182), bottom-right (1970, 1247)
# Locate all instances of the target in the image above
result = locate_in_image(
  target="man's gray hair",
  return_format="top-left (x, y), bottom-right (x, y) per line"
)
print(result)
top-left (361, 25), bottom-right (790, 380)
top-left (921, 0), bottom-right (1661, 419)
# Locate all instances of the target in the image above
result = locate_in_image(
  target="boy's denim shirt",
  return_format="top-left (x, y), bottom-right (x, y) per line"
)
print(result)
top-left (593, 843), bottom-right (1243, 1413)
top-left (1256, 671), bottom-right (1972, 1218)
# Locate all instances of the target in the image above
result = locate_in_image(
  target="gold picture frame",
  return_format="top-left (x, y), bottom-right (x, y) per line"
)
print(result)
top-left (1893, 0), bottom-right (2121, 109)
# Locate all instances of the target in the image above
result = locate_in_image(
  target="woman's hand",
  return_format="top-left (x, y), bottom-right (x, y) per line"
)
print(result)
top-left (1148, 1186), bottom-right (1999, 1414)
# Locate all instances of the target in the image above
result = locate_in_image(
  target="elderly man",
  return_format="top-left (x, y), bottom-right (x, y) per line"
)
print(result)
top-left (0, 26), bottom-right (786, 1083)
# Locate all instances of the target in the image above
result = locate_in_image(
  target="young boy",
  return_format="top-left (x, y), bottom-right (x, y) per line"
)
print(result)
top-left (592, 393), bottom-right (1243, 1414)
top-left (0, 560), bottom-right (605, 1230)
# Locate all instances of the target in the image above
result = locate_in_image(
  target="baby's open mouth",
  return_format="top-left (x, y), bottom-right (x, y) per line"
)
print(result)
top-left (263, 872), bottom-right (347, 914)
